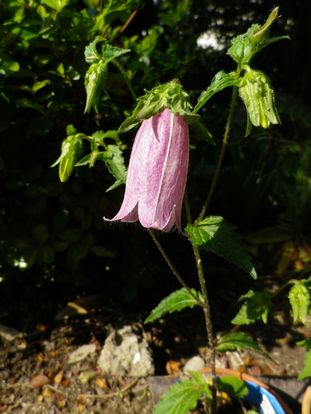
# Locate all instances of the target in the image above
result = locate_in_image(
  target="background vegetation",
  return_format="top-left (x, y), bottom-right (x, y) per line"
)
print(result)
top-left (1, 0), bottom-right (310, 331)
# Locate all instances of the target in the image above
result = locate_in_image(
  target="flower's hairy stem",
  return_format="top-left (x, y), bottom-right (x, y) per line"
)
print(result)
top-left (197, 68), bottom-right (241, 223)
top-left (185, 194), bottom-right (217, 414)
top-left (111, 60), bottom-right (137, 100)
top-left (148, 229), bottom-right (199, 302)
top-left (192, 244), bottom-right (217, 414)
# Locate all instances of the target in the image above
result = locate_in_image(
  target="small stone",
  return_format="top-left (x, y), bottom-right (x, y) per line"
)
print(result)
top-left (183, 356), bottom-right (205, 374)
top-left (97, 325), bottom-right (154, 377)
top-left (28, 374), bottom-right (50, 389)
top-left (0, 324), bottom-right (22, 341)
top-left (68, 344), bottom-right (96, 364)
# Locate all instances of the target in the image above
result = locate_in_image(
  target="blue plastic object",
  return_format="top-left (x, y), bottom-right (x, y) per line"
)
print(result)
top-left (244, 380), bottom-right (286, 414)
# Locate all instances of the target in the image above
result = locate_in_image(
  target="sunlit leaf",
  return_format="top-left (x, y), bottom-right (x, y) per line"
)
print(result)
top-left (217, 375), bottom-right (248, 398)
top-left (185, 217), bottom-right (257, 278)
top-left (216, 332), bottom-right (260, 353)
top-left (232, 290), bottom-right (272, 325)
top-left (288, 282), bottom-right (310, 323)
top-left (153, 372), bottom-right (211, 414)
top-left (194, 71), bottom-right (240, 113)
top-left (144, 288), bottom-right (203, 324)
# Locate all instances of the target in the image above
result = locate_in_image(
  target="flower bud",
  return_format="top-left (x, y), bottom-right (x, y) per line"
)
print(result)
top-left (84, 61), bottom-right (107, 113)
top-left (52, 135), bottom-right (83, 182)
top-left (239, 70), bottom-right (279, 133)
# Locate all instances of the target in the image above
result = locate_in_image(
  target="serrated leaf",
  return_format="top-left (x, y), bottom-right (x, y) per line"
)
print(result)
top-left (84, 36), bottom-right (104, 63)
top-left (298, 351), bottom-right (311, 380)
top-left (100, 145), bottom-right (127, 191)
top-left (41, 0), bottom-right (69, 12)
top-left (194, 71), bottom-right (240, 113)
top-left (185, 217), bottom-right (257, 278)
top-left (190, 120), bottom-right (215, 145)
top-left (232, 290), bottom-right (271, 325)
top-left (288, 282), bottom-right (310, 323)
top-left (144, 288), bottom-right (203, 324)
top-left (101, 43), bottom-right (131, 63)
top-left (217, 375), bottom-right (248, 398)
top-left (216, 332), bottom-right (260, 353)
top-left (153, 374), bottom-right (210, 414)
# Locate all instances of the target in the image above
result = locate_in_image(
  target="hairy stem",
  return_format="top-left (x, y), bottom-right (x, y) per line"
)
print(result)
top-left (112, 60), bottom-right (137, 101)
top-left (185, 195), bottom-right (217, 413)
top-left (148, 230), bottom-right (200, 303)
top-left (192, 243), bottom-right (217, 414)
top-left (197, 73), bottom-right (240, 223)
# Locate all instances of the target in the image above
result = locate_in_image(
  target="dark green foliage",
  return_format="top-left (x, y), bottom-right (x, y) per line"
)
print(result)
top-left (0, 0), bottom-right (310, 324)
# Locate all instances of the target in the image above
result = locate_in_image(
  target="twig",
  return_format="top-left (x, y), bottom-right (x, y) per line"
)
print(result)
top-left (80, 378), bottom-right (139, 399)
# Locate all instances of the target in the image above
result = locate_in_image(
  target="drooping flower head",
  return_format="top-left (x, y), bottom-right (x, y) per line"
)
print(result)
top-left (105, 80), bottom-right (196, 232)
top-left (107, 109), bottom-right (189, 232)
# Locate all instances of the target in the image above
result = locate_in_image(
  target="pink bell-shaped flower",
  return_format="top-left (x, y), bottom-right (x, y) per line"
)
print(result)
top-left (107, 109), bottom-right (189, 232)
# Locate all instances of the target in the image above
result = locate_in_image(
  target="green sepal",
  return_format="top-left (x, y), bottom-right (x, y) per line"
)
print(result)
top-left (231, 290), bottom-right (272, 325)
top-left (144, 288), bottom-right (203, 324)
top-left (185, 216), bottom-right (257, 279)
top-left (119, 79), bottom-right (198, 133)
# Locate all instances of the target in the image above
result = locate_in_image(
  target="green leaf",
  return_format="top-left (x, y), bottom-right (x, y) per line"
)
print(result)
top-left (216, 332), bottom-right (260, 353)
top-left (84, 36), bottom-right (104, 63)
top-left (190, 120), bottom-right (215, 145)
top-left (298, 351), bottom-right (311, 380)
top-left (217, 375), bottom-right (248, 398)
top-left (194, 71), bottom-right (240, 113)
top-left (144, 288), bottom-right (203, 324)
top-left (41, 0), bottom-right (70, 12)
top-left (153, 372), bottom-right (211, 414)
top-left (100, 145), bottom-right (127, 192)
top-left (288, 282), bottom-right (310, 323)
top-left (0, 60), bottom-right (20, 76)
top-left (119, 79), bottom-right (197, 133)
top-left (101, 43), bottom-right (131, 63)
top-left (85, 37), bottom-right (131, 64)
top-left (185, 217), bottom-right (257, 278)
top-left (232, 290), bottom-right (272, 325)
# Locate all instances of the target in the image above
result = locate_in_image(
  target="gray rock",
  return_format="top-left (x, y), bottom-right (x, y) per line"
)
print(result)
top-left (68, 344), bottom-right (97, 364)
top-left (0, 324), bottom-right (22, 341)
top-left (183, 356), bottom-right (205, 374)
top-left (97, 325), bottom-right (154, 377)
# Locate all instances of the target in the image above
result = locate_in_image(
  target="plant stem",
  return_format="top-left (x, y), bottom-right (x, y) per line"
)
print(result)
top-left (197, 75), bottom-right (240, 223)
top-left (185, 194), bottom-right (217, 413)
top-left (192, 244), bottom-right (217, 414)
top-left (112, 60), bottom-right (137, 101)
top-left (148, 230), bottom-right (199, 301)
